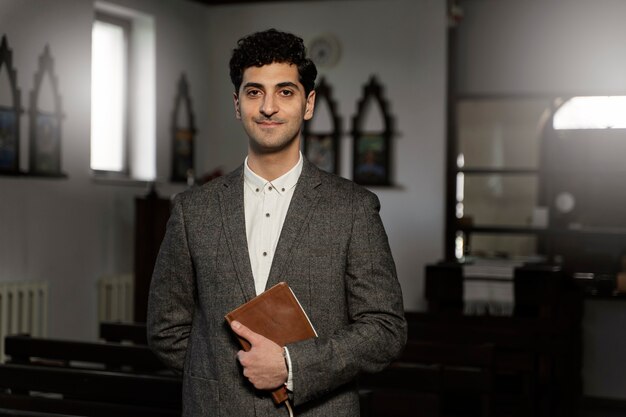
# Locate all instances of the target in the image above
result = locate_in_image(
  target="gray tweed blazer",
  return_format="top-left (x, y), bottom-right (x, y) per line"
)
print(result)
top-left (147, 158), bottom-right (407, 417)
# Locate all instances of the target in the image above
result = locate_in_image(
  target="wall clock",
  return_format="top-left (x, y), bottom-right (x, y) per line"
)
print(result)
top-left (308, 34), bottom-right (341, 68)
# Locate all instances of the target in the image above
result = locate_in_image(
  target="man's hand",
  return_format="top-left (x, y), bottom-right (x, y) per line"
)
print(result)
top-left (230, 320), bottom-right (288, 390)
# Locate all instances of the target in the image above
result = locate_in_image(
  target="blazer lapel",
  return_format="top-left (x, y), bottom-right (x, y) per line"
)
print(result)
top-left (265, 159), bottom-right (322, 290)
top-left (217, 166), bottom-right (257, 302)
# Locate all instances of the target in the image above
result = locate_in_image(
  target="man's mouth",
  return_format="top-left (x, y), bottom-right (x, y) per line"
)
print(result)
top-left (255, 119), bottom-right (284, 127)
top-left (255, 118), bottom-right (285, 125)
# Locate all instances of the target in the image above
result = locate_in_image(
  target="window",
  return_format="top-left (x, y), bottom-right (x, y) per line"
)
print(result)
top-left (553, 96), bottom-right (626, 130)
top-left (91, 14), bottom-right (129, 173)
top-left (451, 97), bottom-right (552, 260)
top-left (90, 3), bottom-right (155, 180)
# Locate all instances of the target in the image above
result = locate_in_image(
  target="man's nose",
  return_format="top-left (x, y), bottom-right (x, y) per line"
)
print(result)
top-left (260, 95), bottom-right (278, 117)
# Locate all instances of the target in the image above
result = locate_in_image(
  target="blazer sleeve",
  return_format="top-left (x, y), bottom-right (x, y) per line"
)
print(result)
top-left (288, 187), bottom-right (407, 405)
top-left (146, 194), bottom-right (196, 373)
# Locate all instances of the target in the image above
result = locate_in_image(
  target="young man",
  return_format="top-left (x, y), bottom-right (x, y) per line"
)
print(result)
top-left (147, 29), bottom-right (406, 417)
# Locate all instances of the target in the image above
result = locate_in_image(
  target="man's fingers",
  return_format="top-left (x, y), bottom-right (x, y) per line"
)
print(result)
top-left (231, 321), bottom-right (288, 390)
top-left (230, 320), bottom-right (262, 345)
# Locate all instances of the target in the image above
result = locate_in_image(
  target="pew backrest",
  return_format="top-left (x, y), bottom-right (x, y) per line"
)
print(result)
top-left (0, 363), bottom-right (181, 408)
top-left (99, 321), bottom-right (147, 345)
top-left (5, 335), bottom-right (166, 373)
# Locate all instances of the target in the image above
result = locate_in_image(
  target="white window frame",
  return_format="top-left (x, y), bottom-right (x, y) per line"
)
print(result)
top-left (91, 12), bottom-right (131, 175)
top-left (91, 2), bottom-right (156, 181)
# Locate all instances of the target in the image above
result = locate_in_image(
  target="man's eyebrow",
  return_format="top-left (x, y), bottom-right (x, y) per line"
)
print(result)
top-left (242, 82), bottom-right (264, 90)
top-left (276, 81), bottom-right (299, 89)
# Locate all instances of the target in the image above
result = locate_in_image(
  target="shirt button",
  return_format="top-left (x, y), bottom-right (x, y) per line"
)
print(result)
top-left (265, 213), bottom-right (270, 217)
top-left (263, 251), bottom-right (267, 256)
top-left (268, 186), bottom-right (273, 191)
top-left (256, 188), bottom-right (259, 192)
top-left (281, 188), bottom-right (285, 192)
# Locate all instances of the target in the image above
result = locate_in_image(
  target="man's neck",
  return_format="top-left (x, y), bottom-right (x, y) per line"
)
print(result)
top-left (246, 149), bottom-right (301, 182)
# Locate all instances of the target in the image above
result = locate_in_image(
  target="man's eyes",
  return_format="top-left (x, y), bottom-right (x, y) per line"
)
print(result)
top-left (244, 89), bottom-right (295, 97)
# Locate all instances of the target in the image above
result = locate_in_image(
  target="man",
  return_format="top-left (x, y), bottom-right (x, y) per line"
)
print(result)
top-left (147, 28), bottom-right (406, 417)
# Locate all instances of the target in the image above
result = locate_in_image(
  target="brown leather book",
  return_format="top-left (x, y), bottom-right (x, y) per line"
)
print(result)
top-left (225, 282), bottom-right (317, 404)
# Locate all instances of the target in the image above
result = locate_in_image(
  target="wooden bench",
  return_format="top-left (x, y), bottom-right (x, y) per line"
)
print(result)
top-left (359, 388), bottom-right (440, 417)
top-left (99, 321), bottom-right (148, 345)
top-left (405, 312), bottom-right (546, 416)
top-left (402, 341), bottom-right (494, 417)
top-left (359, 341), bottom-right (495, 417)
top-left (0, 363), bottom-right (181, 417)
top-left (5, 334), bottom-right (167, 373)
top-left (359, 363), bottom-right (441, 417)
top-left (1, 334), bottom-right (180, 416)
top-left (0, 407), bottom-right (80, 417)
top-left (421, 262), bottom-right (583, 417)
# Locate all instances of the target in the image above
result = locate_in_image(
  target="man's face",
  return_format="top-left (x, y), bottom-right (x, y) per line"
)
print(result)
top-left (234, 62), bottom-right (315, 155)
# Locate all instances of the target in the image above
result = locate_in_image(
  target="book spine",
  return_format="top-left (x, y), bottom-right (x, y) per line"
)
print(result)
top-left (272, 386), bottom-right (289, 404)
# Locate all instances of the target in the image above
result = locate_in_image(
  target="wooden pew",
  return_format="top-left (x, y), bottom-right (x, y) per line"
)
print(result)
top-left (1, 334), bottom-right (180, 416)
top-left (359, 341), bottom-right (495, 417)
top-left (360, 388), bottom-right (440, 417)
top-left (359, 363), bottom-right (441, 417)
top-left (5, 334), bottom-right (167, 373)
top-left (417, 262), bottom-right (583, 417)
top-left (0, 407), bottom-right (82, 416)
top-left (0, 363), bottom-right (181, 417)
top-left (403, 341), bottom-right (494, 417)
top-left (400, 341), bottom-right (494, 396)
top-left (99, 321), bottom-right (148, 345)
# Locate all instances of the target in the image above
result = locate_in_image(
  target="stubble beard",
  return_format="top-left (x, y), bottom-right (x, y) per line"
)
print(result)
top-left (246, 121), bottom-right (302, 156)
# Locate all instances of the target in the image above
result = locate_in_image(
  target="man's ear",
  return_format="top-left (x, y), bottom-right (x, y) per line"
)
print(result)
top-left (304, 90), bottom-right (316, 121)
top-left (233, 92), bottom-right (241, 119)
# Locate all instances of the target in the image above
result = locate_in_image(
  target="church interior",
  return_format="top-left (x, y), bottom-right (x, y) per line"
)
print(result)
top-left (1, 0), bottom-right (626, 415)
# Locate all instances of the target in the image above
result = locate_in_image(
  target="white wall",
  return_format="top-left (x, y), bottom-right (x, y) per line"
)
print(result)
top-left (457, 0), bottom-right (626, 400)
top-left (0, 0), bottom-right (446, 337)
top-left (0, 0), bottom-right (209, 340)
top-left (204, 0), bottom-right (447, 311)
top-left (457, 0), bottom-right (626, 95)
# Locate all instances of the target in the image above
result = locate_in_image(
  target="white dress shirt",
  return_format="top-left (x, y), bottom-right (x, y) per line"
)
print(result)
top-left (243, 153), bottom-right (303, 392)
top-left (244, 153), bottom-right (303, 296)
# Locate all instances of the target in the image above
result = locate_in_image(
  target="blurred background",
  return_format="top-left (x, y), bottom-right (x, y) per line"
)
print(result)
top-left (1, 0), bottom-right (626, 415)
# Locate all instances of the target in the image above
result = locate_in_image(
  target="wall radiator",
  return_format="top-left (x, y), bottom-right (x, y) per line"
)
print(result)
top-left (97, 273), bottom-right (134, 324)
top-left (0, 281), bottom-right (48, 363)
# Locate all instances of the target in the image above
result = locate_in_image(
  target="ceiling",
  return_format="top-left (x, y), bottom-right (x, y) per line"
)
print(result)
top-left (189, 0), bottom-right (337, 5)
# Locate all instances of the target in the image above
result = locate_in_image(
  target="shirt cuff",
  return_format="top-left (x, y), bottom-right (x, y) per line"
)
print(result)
top-left (283, 346), bottom-right (293, 391)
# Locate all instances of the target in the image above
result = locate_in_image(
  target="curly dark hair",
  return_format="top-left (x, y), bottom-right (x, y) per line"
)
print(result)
top-left (229, 28), bottom-right (317, 96)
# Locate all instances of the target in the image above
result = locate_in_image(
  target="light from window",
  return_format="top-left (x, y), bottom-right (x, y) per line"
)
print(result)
top-left (455, 171), bottom-right (464, 219)
top-left (455, 231), bottom-right (464, 260)
top-left (91, 19), bottom-right (127, 172)
top-left (553, 96), bottom-right (626, 130)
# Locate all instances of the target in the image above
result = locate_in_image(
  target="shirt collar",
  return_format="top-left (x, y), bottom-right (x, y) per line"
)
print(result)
top-left (244, 152), bottom-right (303, 195)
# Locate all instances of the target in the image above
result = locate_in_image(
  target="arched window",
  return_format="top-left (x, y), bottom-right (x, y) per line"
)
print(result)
top-left (553, 96), bottom-right (626, 130)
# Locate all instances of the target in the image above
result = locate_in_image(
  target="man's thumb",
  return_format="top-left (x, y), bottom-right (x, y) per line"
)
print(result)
top-left (230, 321), bottom-right (259, 345)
